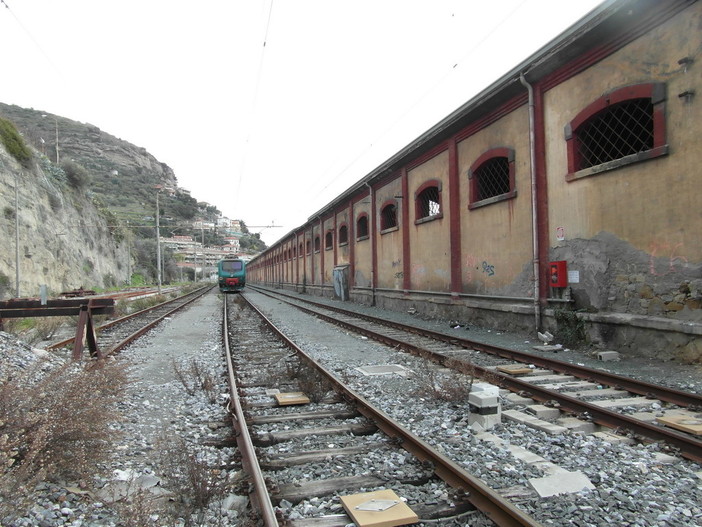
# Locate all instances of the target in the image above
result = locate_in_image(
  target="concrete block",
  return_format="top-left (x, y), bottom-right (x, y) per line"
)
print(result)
top-left (469, 409), bottom-right (501, 431)
top-left (556, 417), bottom-right (597, 434)
top-left (471, 382), bottom-right (500, 397)
top-left (592, 431), bottom-right (634, 445)
top-left (528, 470), bottom-right (595, 497)
top-left (597, 350), bottom-right (620, 361)
top-left (502, 409), bottom-right (568, 435)
top-left (504, 393), bottom-right (535, 406)
top-left (469, 391), bottom-right (499, 408)
top-left (521, 374), bottom-right (577, 384)
top-left (591, 397), bottom-right (654, 409)
top-left (526, 404), bottom-right (561, 420)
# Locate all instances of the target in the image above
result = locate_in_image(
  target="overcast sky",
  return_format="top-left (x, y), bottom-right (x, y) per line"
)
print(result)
top-left (1, 0), bottom-right (603, 245)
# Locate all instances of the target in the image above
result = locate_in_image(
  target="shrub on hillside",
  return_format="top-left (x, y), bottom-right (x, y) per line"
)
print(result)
top-left (0, 118), bottom-right (32, 166)
top-left (61, 159), bottom-right (92, 189)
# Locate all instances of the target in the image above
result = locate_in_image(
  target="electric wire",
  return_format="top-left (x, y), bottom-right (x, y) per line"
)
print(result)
top-left (311, 0), bottom-right (529, 201)
top-left (235, 0), bottom-right (275, 212)
top-left (0, 0), bottom-right (63, 77)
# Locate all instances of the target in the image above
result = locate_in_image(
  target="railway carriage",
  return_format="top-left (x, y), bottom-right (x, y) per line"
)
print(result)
top-left (218, 258), bottom-right (246, 293)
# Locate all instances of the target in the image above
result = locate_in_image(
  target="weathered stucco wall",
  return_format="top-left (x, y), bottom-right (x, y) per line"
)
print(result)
top-left (408, 151), bottom-right (450, 291)
top-left (544, 4), bottom-right (702, 322)
top-left (456, 105), bottom-right (533, 294)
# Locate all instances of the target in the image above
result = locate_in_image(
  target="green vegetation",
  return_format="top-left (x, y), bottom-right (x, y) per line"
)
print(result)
top-left (554, 308), bottom-right (587, 348)
top-left (61, 159), bottom-right (91, 189)
top-left (0, 117), bottom-right (32, 166)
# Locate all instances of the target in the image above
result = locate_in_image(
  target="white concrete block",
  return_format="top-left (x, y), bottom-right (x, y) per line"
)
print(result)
top-left (597, 350), bottom-right (620, 361)
top-left (528, 470), bottom-right (595, 497)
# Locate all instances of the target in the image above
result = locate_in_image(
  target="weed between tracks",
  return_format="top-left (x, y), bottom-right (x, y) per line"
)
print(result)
top-left (0, 359), bottom-right (128, 520)
top-left (173, 358), bottom-right (220, 404)
top-left (286, 360), bottom-right (334, 403)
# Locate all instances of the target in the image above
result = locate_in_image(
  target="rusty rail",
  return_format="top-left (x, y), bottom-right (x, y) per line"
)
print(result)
top-left (1, 298), bottom-right (115, 359)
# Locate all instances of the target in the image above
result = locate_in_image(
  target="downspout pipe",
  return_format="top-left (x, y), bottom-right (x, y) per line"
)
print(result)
top-left (365, 181), bottom-right (376, 306)
top-left (520, 72), bottom-right (541, 332)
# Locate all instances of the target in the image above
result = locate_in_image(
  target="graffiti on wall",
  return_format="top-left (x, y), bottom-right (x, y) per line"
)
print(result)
top-left (464, 254), bottom-right (496, 281)
top-left (648, 241), bottom-right (688, 276)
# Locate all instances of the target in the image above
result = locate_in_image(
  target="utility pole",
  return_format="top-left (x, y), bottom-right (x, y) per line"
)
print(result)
top-left (14, 171), bottom-right (20, 298)
top-left (156, 189), bottom-right (162, 294)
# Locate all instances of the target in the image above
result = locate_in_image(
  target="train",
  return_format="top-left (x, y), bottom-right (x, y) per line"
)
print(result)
top-left (217, 258), bottom-right (246, 293)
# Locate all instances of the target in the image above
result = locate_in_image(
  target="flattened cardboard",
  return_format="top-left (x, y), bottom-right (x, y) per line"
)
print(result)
top-left (656, 414), bottom-right (702, 435)
top-left (340, 489), bottom-right (418, 527)
top-left (274, 392), bottom-right (310, 406)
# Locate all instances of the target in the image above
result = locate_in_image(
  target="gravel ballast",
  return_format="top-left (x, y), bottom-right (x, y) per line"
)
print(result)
top-left (1, 287), bottom-right (701, 526)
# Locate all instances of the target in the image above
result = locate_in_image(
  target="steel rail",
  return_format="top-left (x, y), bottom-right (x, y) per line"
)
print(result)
top-left (241, 292), bottom-right (543, 527)
top-left (251, 286), bottom-right (702, 409)
top-left (222, 297), bottom-right (279, 527)
top-left (47, 285), bottom-right (212, 352)
top-left (251, 287), bottom-right (702, 463)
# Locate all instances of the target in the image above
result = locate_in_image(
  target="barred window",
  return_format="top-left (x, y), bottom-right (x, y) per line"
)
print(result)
top-left (380, 201), bottom-right (398, 231)
top-left (306, 240), bottom-right (311, 255)
top-left (325, 231), bottom-right (333, 250)
top-left (468, 148), bottom-right (516, 209)
top-left (356, 214), bottom-right (369, 239)
top-left (338, 224), bottom-right (348, 245)
top-left (415, 181), bottom-right (442, 223)
top-left (476, 157), bottom-right (510, 199)
top-left (314, 236), bottom-right (320, 252)
top-left (566, 83), bottom-right (667, 181)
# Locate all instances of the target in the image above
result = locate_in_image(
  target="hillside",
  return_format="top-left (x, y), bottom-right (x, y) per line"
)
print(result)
top-left (0, 103), bottom-right (266, 297)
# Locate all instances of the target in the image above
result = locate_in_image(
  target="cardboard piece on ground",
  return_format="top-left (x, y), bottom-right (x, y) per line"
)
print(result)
top-left (274, 392), bottom-right (310, 406)
top-left (656, 414), bottom-right (702, 435)
top-left (497, 364), bottom-right (533, 375)
top-left (340, 489), bottom-right (418, 527)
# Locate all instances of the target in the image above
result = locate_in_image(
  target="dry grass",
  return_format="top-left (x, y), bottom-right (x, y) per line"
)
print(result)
top-left (0, 358), bottom-right (128, 518)
top-left (173, 358), bottom-right (220, 404)
top-left (411, 366), bottom-right (473, 402)
top-left (155, 433), bottom-right (229, 527)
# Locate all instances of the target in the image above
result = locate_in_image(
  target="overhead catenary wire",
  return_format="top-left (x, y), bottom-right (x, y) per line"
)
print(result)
top-left (0, 0), bottom-right (63, 78)
top-left (311, 0), bottom-right (529, 201)
top-left (235, 0), bottom-right (275, 212)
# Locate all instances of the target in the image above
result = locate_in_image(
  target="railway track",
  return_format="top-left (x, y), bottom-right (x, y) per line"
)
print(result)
top-left (248, 285), bottom-right (702, 463)
top-left (223, 293), bottom-right (543, 527)
top-left (48, 285), bottom-right (214, 357)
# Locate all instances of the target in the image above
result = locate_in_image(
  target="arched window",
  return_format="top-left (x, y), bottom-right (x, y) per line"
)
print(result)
top-left (314, 235), bottom-right (320, 252)
top-left (325, 230), bottom-right (333, 250)
top-left (468, 147), bottom-right (516, 209)
top-left (305, 240), bottom-right (311, 255)
top-left (380, 200), bottom-right (398, 232)
top-left (356, 214), bottom-right (369, 240)
top-left (338, 224), bottom-right (348, 245)
top-left (565, 82), bottom-right (667, 181)
top-left (415, 181), bottom-right (442, 224)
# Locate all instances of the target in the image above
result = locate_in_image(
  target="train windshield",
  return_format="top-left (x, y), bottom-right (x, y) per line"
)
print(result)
top-left (222, 260), bottom-right (243, 272)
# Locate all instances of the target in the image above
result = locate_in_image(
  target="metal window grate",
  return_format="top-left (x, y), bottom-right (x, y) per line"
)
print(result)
top-left (338, 225), bottom-right (348, 244)
top-left (476, 157), bottom-right (510, 200)
top-left (325, 232), bottom-right (333, 249)
top-left (576, 98), bottom-right (653, 170)
top-left (417, 186), bottom-right (440, 219)
top-left (381, 203), bottom-right (397, 230)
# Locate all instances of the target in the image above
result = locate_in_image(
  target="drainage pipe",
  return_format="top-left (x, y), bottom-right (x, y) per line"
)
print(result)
top-left (520, 72), bottom-right (541, 332)
top-left (365, 181), bottom-right (376, 306)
